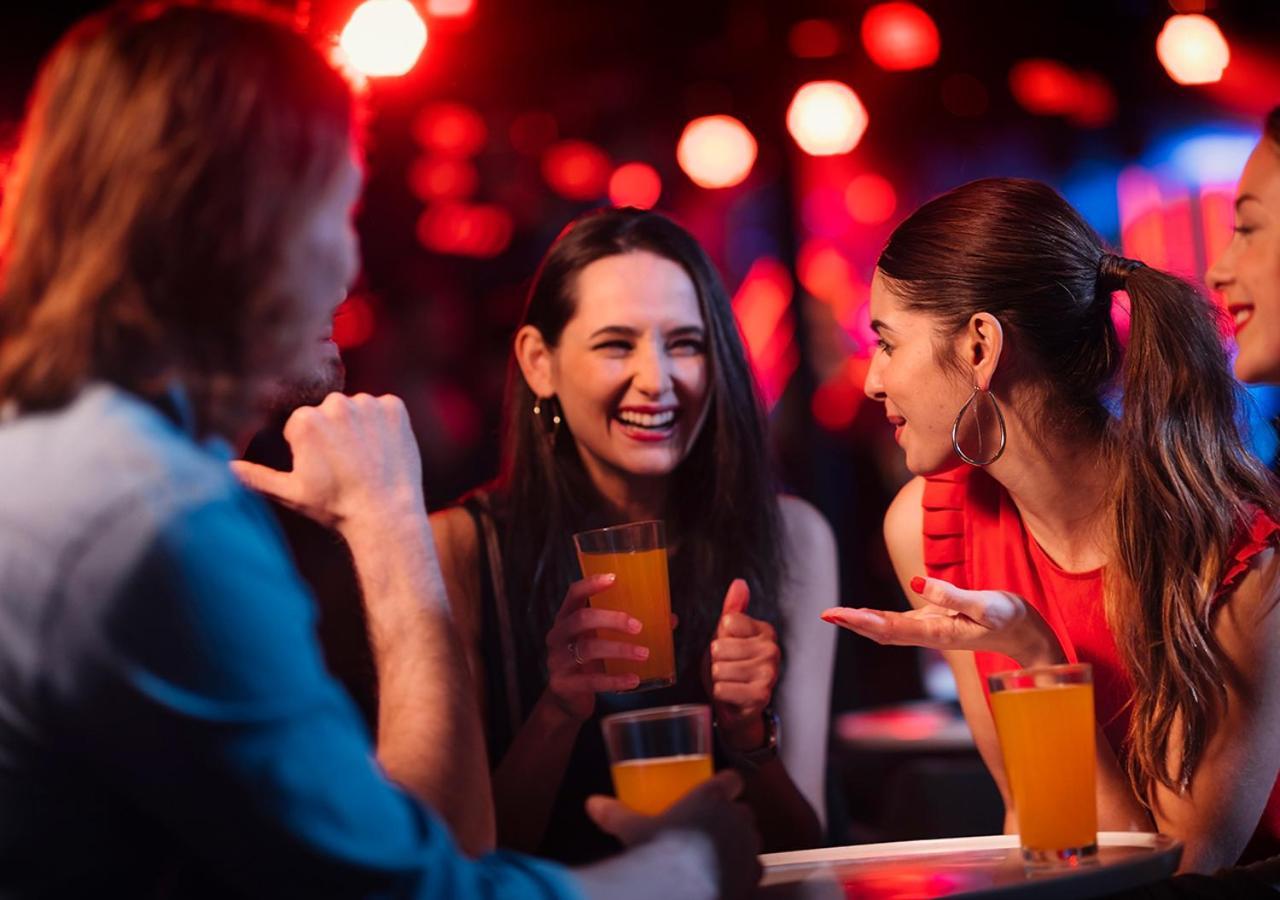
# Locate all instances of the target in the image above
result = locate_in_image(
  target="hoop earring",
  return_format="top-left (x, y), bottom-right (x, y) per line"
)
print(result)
top-left (533, 396), bottom-right (562, 442)
top-left (951, 386), bottom-right (1006, 467)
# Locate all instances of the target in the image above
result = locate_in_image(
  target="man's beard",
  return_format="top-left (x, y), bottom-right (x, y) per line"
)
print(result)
top-left (263, 354), bottom-right (347, 418)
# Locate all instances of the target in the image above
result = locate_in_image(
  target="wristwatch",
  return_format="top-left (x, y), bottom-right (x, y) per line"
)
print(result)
top-left (717, 707), bottom-right (780, 772)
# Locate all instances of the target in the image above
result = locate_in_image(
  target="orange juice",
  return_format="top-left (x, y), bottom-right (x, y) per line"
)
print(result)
top-left (578, 547), bottom-right (675, 688)
top-left (990, 683), bottom-right (1097, 854)
top-left (610, 753), bottom-right (713, 815)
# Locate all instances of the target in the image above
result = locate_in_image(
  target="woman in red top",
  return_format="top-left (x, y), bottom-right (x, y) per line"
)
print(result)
top-left (822, 177), bottom-right (1280, 873)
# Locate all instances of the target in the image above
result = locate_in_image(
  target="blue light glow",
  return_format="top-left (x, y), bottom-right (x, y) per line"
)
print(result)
top-left (1143, 124), bottom-right (1261, 186)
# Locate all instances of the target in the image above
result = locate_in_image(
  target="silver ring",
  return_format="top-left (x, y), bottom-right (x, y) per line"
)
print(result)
top-left (568, 640), bottom-right (585, 666)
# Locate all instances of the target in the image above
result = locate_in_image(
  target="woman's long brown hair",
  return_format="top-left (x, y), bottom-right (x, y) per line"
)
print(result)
top-left (0, 2), bottom-right (355, 435)
top-left (878, 177), bottom-right (1278, 806)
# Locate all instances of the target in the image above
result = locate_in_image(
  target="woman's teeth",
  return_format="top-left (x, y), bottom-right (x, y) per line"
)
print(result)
top-left (617, 410), bottom-right (676, 429)
top-left (1233, 307), bottom-right (1254, 329)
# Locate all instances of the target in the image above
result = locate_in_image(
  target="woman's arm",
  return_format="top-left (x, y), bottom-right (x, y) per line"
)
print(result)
top-left (873, 477), bottom-right (1151, 838)
top-left (431, 508), bottom-right (641, 853)
top-left (431, 506), bottom-right (574, 853)
top-left (707, 497), bottom-right (833, 851)
top-left (1147, 549), bottom-right (1280, 873)
top-left (877, 478), bottom-right (1016, 826)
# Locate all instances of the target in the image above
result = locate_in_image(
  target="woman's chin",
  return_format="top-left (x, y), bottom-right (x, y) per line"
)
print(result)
top-left (904, 447), bottom-right (962, 478)
top-left (1234, 346), bottom-right (1280, 386)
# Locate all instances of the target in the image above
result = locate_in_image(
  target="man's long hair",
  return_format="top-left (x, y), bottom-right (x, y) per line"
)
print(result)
top-left (0, 2), bottom-right (356, 434)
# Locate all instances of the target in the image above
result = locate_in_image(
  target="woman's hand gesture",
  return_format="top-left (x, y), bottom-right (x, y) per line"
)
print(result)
top-left (709, 579), bottom-right (781, 751)
top-left (544, 575), bottom-right (649, 721)
top-left (821, 575), bottom-right (1066, 667)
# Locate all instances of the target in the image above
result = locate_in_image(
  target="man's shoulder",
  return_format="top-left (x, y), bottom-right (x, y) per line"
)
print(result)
top-left (0, 383), bottom-right (242, 538)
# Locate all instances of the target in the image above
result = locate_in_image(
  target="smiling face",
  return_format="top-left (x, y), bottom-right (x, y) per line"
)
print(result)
top-left (542, 250), bottom-right (713, 482)
top-left (863, 269), bottom-right (977, 474)
top-left (1207, 138), bottom-right (1280, 384)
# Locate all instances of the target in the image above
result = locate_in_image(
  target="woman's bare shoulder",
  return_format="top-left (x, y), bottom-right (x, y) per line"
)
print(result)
top-left (429, 504), bottom-right (484, 642)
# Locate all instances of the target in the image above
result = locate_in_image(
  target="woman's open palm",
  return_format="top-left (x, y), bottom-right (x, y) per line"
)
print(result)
top-left (820, 576), bottom-right (1064, 666)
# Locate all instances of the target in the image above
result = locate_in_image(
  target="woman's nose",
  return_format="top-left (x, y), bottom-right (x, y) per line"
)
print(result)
top-left (1206, 247), bottom-right (1234, 294)
top-left (631, 341), bottom-right (673, 397)
top-left (864, 352), bottom-right (887, 401)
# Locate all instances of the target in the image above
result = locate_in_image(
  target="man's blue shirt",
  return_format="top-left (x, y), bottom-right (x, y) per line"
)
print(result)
top-left (0, 383), bottom-right (580, 899)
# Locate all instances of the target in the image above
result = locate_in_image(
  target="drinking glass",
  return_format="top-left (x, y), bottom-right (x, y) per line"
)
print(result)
top-left (989, 662), bottom-right (1098, 868)
top-left (601, 704), bottom-right (713, 815)
top-left (573, 520), bottom-right (675, 690)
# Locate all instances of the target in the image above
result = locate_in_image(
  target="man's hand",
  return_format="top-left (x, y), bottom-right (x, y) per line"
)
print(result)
top-left (231, 392), bottom-right (424, 537)
top-left (585, 771), bottom-right (761, 900)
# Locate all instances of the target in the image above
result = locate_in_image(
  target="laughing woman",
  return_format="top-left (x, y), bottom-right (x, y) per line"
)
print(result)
top-left (430, 208), bottom-right (836, 862)
top-left (823, 178), bottom-right (1280, 873)
top-left (1208, 107), bottom-right (1280, 387)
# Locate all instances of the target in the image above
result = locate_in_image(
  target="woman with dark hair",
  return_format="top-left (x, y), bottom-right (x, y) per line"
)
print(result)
top-left (431, 207), bottom-right (835, 861)
top-left (1209, 107), bottom-right (1280, 386)
top-left (822, 177), bottom-right (1280, 873)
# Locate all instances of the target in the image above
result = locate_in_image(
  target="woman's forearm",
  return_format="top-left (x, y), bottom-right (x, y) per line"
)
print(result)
top-left (490, 691), bottom-right (585, 851)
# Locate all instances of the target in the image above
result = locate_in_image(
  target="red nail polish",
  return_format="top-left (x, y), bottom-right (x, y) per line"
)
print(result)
top-left (910, 576), bottom-right (926, 594)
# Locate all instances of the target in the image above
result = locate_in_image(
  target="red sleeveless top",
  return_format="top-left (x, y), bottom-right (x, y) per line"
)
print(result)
top-left (921, 466), bottom-right (1280, 862)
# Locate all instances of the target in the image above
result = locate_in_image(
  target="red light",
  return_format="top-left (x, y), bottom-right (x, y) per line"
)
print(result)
top-left (787, 81), bottom-right (868, 156)
top-left (1157, 14), bottom-right (1230, 85)
top-left (427, 0), bottom-right (474, 17)
top-left (797, 239), bottom-right (869, 334)
top-left (338, 0), bottom-right (427, 78)
top-left (332, 294), bottom-right (377, 349)
top-left (407, 156), bottom-right (478, 202)
top-left (812, 359), bottom-right (870, 432)
top-left (417, 203), bottom-right (513, 258)
top-left (1009, 59), bottom-right (1078, 117)
top-left (789, 19), bottom-right (841, 59)
top-left (677, 115), bottom-right (757, 189)
top-left (845, 173), bottom-right (897, 224)
top-left (541, 140), bottom-right (611, 201)
top-left (731, 258), bottom-right (797, 410)
top-left (861, 2), bottom-right (940, 72)
top-left (1009, 60), bottom-right (1116, 128)
top-left (1069, 71), bottom-right (1117, 128)
top-left (608, 162), bottom-right (662, 210)
top-left (412, 103), bottom-right (487, 157)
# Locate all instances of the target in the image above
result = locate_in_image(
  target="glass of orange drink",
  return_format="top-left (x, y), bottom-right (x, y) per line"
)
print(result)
top-left (601, 704), bottom-right (714, 815)
top-left (989, 662), bottom-right (1098, 868)
top-left (573, 520), bottom-right (675, 691)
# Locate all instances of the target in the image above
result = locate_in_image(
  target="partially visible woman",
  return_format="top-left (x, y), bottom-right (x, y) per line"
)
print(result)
top-left (822, 177), bottom-right (1280, 874)
top-left (430, 208), bottom-right (836, 862)
top-left (1208, 107), bottom-right (1280, 386)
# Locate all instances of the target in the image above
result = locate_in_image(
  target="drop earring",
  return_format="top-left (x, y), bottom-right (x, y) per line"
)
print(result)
top-left (950, 385), bottom-right (1006, 466)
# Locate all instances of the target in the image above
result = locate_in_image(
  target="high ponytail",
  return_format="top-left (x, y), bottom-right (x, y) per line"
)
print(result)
top-left (1105, 263), bottom-right (1276, 801)
top-left (878, 177), bottom-right (1279, 808)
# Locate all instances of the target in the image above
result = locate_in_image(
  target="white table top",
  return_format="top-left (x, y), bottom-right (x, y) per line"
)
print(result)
top-left (758, 832), bottom-right (1182, 899)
